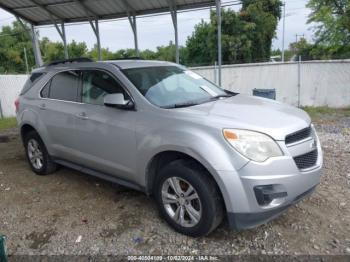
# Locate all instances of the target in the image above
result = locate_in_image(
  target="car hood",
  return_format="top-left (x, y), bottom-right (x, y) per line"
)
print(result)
top-left (180, 94), bottom-right (311, 141)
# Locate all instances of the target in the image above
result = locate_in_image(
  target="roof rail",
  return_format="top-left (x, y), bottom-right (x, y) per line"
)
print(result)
top-left (115, 57), bottom-right (144, 60)
top-left (46, 57), bottom-right (93, 66)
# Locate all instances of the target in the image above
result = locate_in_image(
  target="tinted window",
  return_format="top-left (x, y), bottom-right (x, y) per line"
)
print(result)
top-left (49, 71), bottom-right (80, 102)
top-left (81, 70), bottom-right (128, 106)
top-left (40, 81), bottom-right (50, 98)
top-left (20, 72), bottom-right (46, 95)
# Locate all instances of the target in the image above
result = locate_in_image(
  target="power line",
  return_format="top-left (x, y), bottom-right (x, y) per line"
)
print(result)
top-left (0, 16), bottom-right (14, 22)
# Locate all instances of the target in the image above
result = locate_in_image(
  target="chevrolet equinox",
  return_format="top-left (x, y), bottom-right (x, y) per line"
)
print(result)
top-left (16, 58), bottom-right (323, 237)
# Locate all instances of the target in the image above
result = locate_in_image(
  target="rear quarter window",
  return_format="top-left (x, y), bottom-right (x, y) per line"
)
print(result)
top-left (48, 71), bottom-right (80, 102)
top-left (20, 72), bottom-right (46, 95)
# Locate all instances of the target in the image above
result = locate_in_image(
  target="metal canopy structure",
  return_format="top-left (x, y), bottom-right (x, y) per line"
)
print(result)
top-left (0, 0), bottom-right (223, 85)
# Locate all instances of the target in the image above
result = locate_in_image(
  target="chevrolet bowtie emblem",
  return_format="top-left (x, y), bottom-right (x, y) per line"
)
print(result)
top-left (310, 139), bottom-right (316, 149)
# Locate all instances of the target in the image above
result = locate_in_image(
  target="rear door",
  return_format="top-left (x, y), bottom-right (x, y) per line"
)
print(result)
top-left (73, 69), bottom-right (138, 181)
top-left (39, 70), bottom-right (82, 161)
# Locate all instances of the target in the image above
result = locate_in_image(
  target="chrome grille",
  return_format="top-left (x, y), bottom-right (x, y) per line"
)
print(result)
top-left (285, 127), bottom-right (311, 145)
top-left (293, 149), bottom-right (318, 170)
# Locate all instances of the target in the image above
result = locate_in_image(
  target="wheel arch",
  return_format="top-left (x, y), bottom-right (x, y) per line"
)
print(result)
top-left (20, 123), bottom-right (39, 142)
top-left (145, 150), bottom-right (226, 208)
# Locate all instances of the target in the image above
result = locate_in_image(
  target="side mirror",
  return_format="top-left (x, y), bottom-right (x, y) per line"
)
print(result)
top-left (104, 93), bottom-right (134, 110)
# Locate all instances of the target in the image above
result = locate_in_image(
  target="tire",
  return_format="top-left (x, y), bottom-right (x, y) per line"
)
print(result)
top-left (154, 159), bottom-right (224, 237)
top-left (24, 130), bottom-right (57, 175)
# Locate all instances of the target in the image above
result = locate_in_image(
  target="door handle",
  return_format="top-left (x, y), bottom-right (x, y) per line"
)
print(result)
top-left (76, 112), bottom-right (89, 120)
top-left (39, 103), bottom-right (46, 110)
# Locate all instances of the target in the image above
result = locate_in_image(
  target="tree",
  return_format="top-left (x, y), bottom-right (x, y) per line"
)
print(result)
top-left (270, 48), bottom-right (294, 61)
top-left (153, 41), bottom-right (187, 63)
top-left (0, 2), bottom-right (285, 74)
top-left (185, 10), bottom-right (253, 66)
top-left (307, 0), bottom-right (350, 58)
top-left (68, 40), bottom-right (88, 58)
top-left (88, 45), bottom-right (115, 60)
top-left (241, 0), bottom-right (282, 62)
top-left (184, 19), bottom-right (216, 66)
top-left (307, 0), bottom-right (350, 46)
top-left (184, 0), bottom-right (282, 66)
top-left (40, 37), bottom-right (64, 62)
top-left (0, 21), bottom-right (35, 73)
top-left (41, 38), bottom-right (89, 63)
top-left (289, 38), bottom-right (315, 60)
top-left (284, 0), bottom-right (350, 62)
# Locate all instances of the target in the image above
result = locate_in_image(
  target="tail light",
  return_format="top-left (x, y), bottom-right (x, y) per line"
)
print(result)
top-left (14, 98), bottom-right (19, 113)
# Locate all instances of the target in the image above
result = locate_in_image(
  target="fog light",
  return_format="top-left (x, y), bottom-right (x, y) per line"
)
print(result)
top-left (254, 185), bottom-right (287, 206)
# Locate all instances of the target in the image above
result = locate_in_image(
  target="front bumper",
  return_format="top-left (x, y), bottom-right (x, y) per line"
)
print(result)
top-left (215, 129), bottom-right (323, 229)
top-left (228, 185), bottom-right (316, 229)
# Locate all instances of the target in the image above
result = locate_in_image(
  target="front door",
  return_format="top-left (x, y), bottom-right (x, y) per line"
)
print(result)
top-left (73, 69), bottom-right (138, 182)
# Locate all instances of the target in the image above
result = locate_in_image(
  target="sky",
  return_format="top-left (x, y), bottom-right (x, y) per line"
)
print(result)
top-left (0, 0), bottom-right (313, 52)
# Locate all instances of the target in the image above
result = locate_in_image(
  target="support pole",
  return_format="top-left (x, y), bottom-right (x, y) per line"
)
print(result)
top-left (216, 0), bottom-right (222, 86)
top-left (170, 3), bottom-right (179, 64)
top-left (24, 47), bottom-right (29, 74)
top-left (31, 24), bottom-right (43, 67)
top-left (62, 23), bottom-right (68, 59)
top-left (95, 19), bottom-right (101, 60)
top-left (16, 16), bottom-right (43, 68)
top-left (54, 21), bottom-right (68, 59)
top-left (214, 61), bottom-right (218, 84)
top-left (89, 19), bottom-right (101, 60)
top-left (297, 55), bottom-right (301, 107)
top-left (128, 14), bottom-right (139, 56)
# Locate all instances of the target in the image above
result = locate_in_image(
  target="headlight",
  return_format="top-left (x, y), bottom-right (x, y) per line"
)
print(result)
top-left (223, 129), bottom-right (283, 162)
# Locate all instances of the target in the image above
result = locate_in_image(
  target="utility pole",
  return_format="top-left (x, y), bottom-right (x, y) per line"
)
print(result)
top-left (281, 1), bottom-right (286, 62)
top-left (295, 34), bottom-right (305, 43)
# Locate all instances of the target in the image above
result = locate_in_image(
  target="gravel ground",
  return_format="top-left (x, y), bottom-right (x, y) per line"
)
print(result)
top-left (0, 114), bottom-right (349, 256)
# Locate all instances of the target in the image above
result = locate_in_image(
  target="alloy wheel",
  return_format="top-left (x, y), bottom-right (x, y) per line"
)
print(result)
top-left (27, 139), bottom-right (43, 170)
top-left (161, 177), bottom-right (202, 228)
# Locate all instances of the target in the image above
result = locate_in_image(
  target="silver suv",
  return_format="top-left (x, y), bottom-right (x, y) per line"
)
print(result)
top-left (16, 58), bottom-right (323, 237)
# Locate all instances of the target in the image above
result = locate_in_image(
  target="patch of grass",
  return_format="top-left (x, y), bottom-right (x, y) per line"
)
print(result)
top-left (302, 106), bottom-right (350, 120)
top-left (0, 117), bottom-right (17, 130)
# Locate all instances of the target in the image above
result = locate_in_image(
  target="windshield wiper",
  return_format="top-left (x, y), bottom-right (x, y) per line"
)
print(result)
top-left (209, 94), bottom-right (233, 100)
top-left (162, 101), bottom-right (200, 109)
top-left (162, 91), bottom-right (237, 109)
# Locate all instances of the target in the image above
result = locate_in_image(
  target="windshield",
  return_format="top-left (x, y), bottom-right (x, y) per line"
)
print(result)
top-left (122, 66), bottom-right (230, 108)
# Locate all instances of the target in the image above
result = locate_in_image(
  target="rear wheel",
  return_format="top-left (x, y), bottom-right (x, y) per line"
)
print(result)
top-left (24, 131), bottom-right (57, 175)
top-left (154, 159), bottom-right (224, 237)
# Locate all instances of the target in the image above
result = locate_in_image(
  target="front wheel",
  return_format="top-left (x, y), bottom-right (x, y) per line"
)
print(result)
top-left (154, 160), bottom-right (224, 237)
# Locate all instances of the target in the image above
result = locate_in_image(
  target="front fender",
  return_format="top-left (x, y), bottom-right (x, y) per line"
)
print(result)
top-left (136, 125), bottom-right (248, 187)
top-left (136, 125), bottom-right (249, 214)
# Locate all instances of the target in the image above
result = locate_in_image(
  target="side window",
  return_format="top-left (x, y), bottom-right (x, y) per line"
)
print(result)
top-left (40, 81), bottom-right (51, 98)
top-left (49, 71), bottom-right (80, 102)
top-left (81, 70), bottom-right (129, 106)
